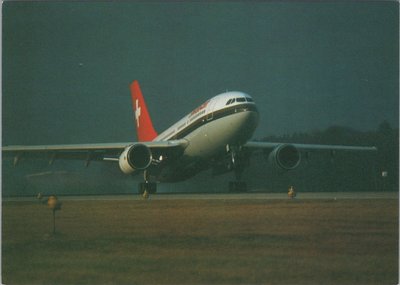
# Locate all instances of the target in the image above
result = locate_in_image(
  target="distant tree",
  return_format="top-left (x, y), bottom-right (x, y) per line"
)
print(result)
top-left (378, 120), bottom-right (393, 136)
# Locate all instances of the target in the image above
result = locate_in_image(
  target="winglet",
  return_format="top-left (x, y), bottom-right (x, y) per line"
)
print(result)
top-left (129, 81), bottom-right (158, 142)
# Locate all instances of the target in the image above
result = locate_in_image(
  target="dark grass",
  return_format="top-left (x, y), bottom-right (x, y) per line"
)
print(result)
top-left (2, 198), bottom-right (398, 285)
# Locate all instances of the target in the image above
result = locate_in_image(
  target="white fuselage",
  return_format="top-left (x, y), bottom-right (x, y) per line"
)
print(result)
top-left (152, 91), bottom-right (259, 182)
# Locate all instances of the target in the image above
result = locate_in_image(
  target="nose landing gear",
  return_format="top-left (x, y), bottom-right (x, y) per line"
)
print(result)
top-left (227, 145), bottom-right (248, 192)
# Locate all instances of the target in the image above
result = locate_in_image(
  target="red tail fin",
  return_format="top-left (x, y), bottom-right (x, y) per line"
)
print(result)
top-left (130, 80), bottom-right (158, 142)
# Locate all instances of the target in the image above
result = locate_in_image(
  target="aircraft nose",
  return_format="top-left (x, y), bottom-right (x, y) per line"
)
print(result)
top-left (237, 108), bottom-right (259, 142)
top-left (247, 108), bottom-right (259, 128)
top-left (244, 104), bottom-right (259, 124)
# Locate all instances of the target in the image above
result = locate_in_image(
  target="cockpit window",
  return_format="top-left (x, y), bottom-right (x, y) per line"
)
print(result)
top-left (227, 97), bottom-right (253, 105)
top-left (227, 98), bottom-right (237, 105)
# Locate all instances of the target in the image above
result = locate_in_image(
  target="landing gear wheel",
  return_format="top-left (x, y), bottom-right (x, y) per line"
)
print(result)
top-left (229, 181), bottom-right (247, 192)
top-left (138, 182), bottom-right (157, 197)
top-left (142, 190), bottom-right (149, 199)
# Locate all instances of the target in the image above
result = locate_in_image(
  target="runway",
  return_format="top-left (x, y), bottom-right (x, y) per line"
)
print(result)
top-left (3, 191), bottom-right (398, 202)
top-left (3, 191), bottom-right (398, 284)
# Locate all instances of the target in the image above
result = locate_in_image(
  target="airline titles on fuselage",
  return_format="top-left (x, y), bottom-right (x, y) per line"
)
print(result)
top-left (189, 109), bottom-right (206, 122)
top-left (157, 100), bottom-right (212, 141)
top-left (190, 100), bottom-right (209, 117)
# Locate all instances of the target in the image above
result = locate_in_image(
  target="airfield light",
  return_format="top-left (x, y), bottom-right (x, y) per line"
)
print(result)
top-left (381, 171), bottom-right (388, 191)
top-left (47, 195), bottom-right (62, 235)
top-left (288, 186), bottom-right (296, 199)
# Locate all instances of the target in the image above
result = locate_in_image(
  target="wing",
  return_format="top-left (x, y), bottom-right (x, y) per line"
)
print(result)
top-left (243, 141), bottom-right (377, 170)
top-left (2, 140), bottom-right (188, 166)
top-left (244, 141), bottom-right (377, 152)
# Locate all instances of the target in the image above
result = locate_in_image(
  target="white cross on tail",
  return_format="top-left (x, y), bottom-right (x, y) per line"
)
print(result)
top-left (135, 99), bottom-right (141, 127)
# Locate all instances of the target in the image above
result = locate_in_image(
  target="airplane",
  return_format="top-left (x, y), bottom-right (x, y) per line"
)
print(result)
top-left (3, 80), bottom-right (377, 197)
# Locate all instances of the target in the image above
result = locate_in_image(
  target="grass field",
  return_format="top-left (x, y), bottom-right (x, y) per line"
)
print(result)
top-left (2, 197), bottom-right (398, 285)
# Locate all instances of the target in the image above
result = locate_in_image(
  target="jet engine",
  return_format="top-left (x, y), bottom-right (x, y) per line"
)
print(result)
top-left (267, 144), bottom-right (301, 170)
top-left (119, 144), bottom-right (153, 174)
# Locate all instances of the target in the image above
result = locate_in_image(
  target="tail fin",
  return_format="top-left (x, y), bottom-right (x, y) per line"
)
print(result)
top-left (129, 80), bottom-right (158, 142)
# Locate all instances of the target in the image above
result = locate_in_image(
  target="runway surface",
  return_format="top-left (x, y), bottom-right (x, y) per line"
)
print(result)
top-left (3, 191), bottom-right (398, 202)
top-left (3, 191), bottom-right (398, 284)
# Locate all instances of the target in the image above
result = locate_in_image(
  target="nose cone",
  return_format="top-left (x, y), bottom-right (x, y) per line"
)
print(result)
top-left (243, 108), bottom-right (259, 136)
top-left (233, 108), bottom-right (259, 146)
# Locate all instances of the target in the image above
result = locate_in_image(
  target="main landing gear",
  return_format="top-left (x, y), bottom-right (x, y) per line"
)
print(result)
top-left (138, 182), bottom-right (157, 199)
top-left (229, 181), bottom-right (247, 192)
top-left (138, 171), bottom-right (157, 199)
top-left (227, 146), bottom-right (248, 193)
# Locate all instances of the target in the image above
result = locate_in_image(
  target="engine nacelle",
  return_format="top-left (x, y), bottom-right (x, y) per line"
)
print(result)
top-left (267, 144), bottom-right (301, 170)
top-left (119, 144), bottom-right (153, 174)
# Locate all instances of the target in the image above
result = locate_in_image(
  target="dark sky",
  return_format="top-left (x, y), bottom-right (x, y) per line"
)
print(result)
top-left (3, 1), bottom-right (399, 145)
